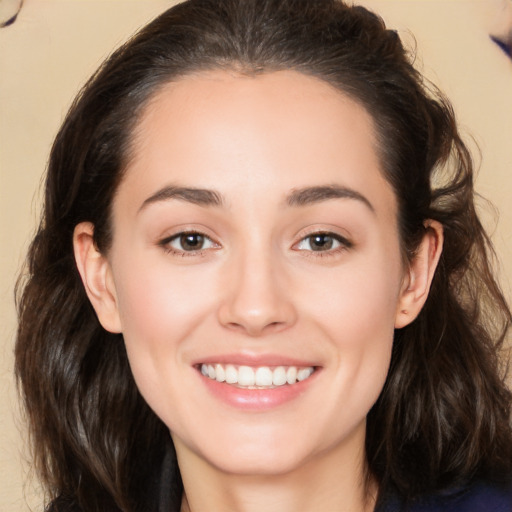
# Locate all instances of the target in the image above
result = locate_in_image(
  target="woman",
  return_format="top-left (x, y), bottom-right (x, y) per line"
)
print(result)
top-left (15, 0), bottom-right (512, 510)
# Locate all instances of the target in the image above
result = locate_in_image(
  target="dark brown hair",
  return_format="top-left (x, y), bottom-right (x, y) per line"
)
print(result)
top-left (15, 0), bottom-right (512, 510)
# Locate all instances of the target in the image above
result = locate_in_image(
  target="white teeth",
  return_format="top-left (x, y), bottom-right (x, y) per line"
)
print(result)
top-left (255, 366), bottom-right (273, 386)
top-left (225, 364), bottom-right (238, 384)
top-left (272, 366), bottom-right (287, 386)
top-left (286, 366), bottom-right (297, 384)
top-left (238, 366), bottom-right (255, 386)
top-left (297, 367), bottom-right (314, 381)
top-left (215, 364), bottom-right (225, 382)
top-left (199, 363), bottom-right (315, 388)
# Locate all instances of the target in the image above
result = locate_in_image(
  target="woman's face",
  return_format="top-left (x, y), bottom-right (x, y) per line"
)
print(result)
top-left (85, 70), bottom-right (416, 476)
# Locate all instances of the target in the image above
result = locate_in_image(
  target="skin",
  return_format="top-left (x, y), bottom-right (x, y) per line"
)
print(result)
top-left (74, 70), bottom-right (443, 512)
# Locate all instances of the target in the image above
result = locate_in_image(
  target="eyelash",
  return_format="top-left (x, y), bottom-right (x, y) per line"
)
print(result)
top-left (293, 231), bottom-right (353, 257)
top-left (159, 231), bottom-right (218, 257)
top-left (158, 230), bottom-right (353, 257)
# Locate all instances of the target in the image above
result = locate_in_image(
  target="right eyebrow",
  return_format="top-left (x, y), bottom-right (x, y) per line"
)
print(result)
top-left (138, 185), bottom-right (224, 213)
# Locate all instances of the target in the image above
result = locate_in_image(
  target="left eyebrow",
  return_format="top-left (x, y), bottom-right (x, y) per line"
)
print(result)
top-left (286, 185), bottom-right (375, 213)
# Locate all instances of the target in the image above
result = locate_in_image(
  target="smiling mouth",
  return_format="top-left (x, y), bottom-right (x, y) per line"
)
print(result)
top-left (199, 363), bottom-right (316, 389)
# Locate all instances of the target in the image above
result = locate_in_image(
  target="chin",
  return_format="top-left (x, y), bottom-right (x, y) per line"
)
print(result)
top-left (208, 447), bottom-right (311, 477)
top-left (188, 424), bottom-right (337, 478)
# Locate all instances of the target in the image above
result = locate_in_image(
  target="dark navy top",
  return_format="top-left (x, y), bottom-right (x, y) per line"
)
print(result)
top-left (376, 479), bottom-right (512, 512)
top-left (157, 447), bottom-right (512, 512)
top-left (48, 446), bottom-right (512, 511)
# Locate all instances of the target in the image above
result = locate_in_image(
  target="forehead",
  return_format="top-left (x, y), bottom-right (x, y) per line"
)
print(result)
top-left (131, 69), bottom-right (378, 163)
top-left (116, 69), bottom-right (395, 219)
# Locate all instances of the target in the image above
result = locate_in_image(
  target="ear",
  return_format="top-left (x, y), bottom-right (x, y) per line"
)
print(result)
top-left (73, 222), bottom-right (122, 333)
top-left (395, 220), bottom-right (443, 329)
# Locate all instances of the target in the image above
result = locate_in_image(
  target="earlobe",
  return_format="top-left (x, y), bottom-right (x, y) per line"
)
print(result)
top-left (73, 222), bottom-right (122, 333)
top-left (395, 220), bottom-right (443, 329)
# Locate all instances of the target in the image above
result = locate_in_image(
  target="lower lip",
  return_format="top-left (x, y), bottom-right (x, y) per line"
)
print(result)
top-left (198, 369), bottom-right (318, 410)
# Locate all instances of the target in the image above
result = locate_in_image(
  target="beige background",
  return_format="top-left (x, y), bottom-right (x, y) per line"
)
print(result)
top-left (1, 1), bottom-right (511, 510)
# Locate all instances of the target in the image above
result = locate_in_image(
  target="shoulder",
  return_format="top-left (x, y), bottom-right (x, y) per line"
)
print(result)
top-left (377, 479), bottom-right (512, 512)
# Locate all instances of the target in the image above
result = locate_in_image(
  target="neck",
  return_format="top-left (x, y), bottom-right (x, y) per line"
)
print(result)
top-left (175, 424), bottom-right (377, 512)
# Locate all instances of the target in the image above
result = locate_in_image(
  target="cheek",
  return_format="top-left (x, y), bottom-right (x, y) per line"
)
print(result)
top-left (298, 246), bottom-right (402, 398)
top-left (110, 253), bottom-right (221, 376)
top-left (113, 254), bottom-right (215, 329)
top-left (109, 256), bottom-right (224, 425)
top-left (302, 253), bottom-right (402, 340)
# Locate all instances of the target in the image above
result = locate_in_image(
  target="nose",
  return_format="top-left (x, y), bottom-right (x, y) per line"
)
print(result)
top-left (217, 248), bottom-right (297, 336)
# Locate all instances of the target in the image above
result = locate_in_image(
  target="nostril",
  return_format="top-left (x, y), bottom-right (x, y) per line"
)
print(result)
top-left (216, 274), bottom-right (298, 335)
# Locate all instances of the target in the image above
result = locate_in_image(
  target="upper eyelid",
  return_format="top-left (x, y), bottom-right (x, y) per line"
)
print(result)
top-left (290, 231), bottom-right (354, 256)
top-left (158, 227), bottom-right (218, 243)
top-left (156, 227), bottom-right (353, 250)
top-left (170, 232), bottom-right (214, 243)
top-left (159, 231), bottom-right (220, 257)
top-left (296, 228), bottom-right (353, 244)
top-left (300, 233), bottom-right (351, 246)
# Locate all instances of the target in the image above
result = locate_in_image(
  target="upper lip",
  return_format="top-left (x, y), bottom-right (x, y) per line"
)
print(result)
top-left (192, 352), bottom-right (320, 368)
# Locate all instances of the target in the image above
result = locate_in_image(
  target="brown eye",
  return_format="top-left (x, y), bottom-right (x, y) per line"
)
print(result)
top-left (179, 233), bottom-right (205, 251)
top-left (163, 232), bottom-right (216, 253)
top-left (295, 232), bottom-right (352, 253)
top-left (308, 234), bottom-right (334, 251)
